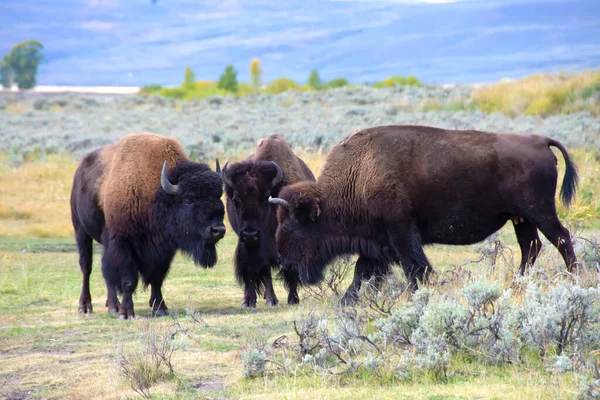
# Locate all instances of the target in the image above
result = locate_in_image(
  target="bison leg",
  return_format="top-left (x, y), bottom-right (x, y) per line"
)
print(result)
top-left (105, 284), bottom-right (120, 315)
top-left (262, 268), bottom-right (279, 307)
top-left (534, 216), bottom-right (578, 273)
top-left (242, 279), bottom-right (258, 308)
top-left (279, 268), bottom-right (300, 305)
top-left (513, 219), bottom-right (542, 274)
top-left (102, 236), bottom-right (138, 319)
top-left (386, 225), bottom-right (420, 293)
top-left (75, 226), bottom-right (94, 314)
top-left (340, 256), bottom-right (389, 306)
top-left (149, 278), bottom-right (169, 317)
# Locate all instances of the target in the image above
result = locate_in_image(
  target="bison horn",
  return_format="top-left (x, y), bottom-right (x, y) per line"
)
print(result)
top-left (221, 161), bottom-right (233, 188)
top-left (268, 196), bottom-right (290, 210)
top-left (160, 161), bottom-right (180, 195)
top-left (215, 158), bottom-right (221, 173)
top-left (270, 161), bottom-right (284, 187)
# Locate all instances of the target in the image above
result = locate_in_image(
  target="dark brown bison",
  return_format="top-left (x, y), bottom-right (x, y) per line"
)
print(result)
top-left (70, 132), bottom-right (226, 319)
top-left (221, 134), bottom-right (316, 307)
top-left (268, 125), bottom-right (579, 304)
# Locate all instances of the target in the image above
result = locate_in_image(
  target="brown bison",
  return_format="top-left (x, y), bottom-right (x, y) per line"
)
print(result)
top-left (268, 125), bottom-right (579, 304)
top-left (221, 134), bottom-right (316, 307)
top-left (70, 132), bottom-right (226, 319)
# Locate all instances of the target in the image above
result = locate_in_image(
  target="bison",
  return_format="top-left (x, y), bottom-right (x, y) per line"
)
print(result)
top-left (221, 134), bottom-right (316, 307)
top-left (70, 132), bottom-right (226, 319)
top-left (268, 125), bottom-right (579, 304)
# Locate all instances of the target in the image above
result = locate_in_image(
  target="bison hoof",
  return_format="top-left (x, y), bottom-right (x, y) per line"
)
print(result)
top-left (339, 294), bottom-right (359, 307)
top-left (288, 298), bottom-right (300, 305)
top-left (153, 309), bottom-right (169, 317)
top-left (242, 301), bottom-right (256, 308)
top-left (108, 308), bottom-right (118, 316)
top-left (78, 302), bottom-right (93, 314)
top-left (265, 299), bottom-right (279, 307)
top-left (118, 308), bottom-right (135, 320)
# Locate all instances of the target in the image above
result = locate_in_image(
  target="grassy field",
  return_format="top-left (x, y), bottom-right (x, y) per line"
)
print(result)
top-left (1, 148), bottom-right (599, 399)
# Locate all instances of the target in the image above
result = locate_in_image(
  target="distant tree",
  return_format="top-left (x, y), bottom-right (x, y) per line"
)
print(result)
top-left (3, 40), bottom-right (44, 90)
top-left (307, 69), bottom-right (323, 90)
top-left (250, 58), bottom-right (263, 88)
top-left (184, 67), bottom-right (195, 89)
top-left (218, 64), bottom-right (239, 93)
top-left (0, 58), bottom-right (12, 89)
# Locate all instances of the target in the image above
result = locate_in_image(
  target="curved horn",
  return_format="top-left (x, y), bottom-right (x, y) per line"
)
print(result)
top-left (268, 196), bottom-right (291, 210)
top-left (215, 158), bottom-right (221, 173)
top-left (221, 161), bottom-right (233, 188)
top-left (160, 161), bottom-right (179, 195)
top-left (270, 161), bottom-right (284, 187)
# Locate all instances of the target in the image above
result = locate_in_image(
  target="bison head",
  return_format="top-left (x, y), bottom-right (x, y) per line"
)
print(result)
top-left (155, 160), bottom-right (226, 268)
top-left (221, 160), bottom-right (284, 248)
top-left (269, 181), bottom-right (329, 285)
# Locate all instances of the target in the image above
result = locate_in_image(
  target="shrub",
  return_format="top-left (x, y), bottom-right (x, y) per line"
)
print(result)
top-left (116, 322), bottom-right (182, 398)
top-left (265, 77), bottom-right (304, 94)
top-left (327, 78), bottom-right (349, 88)
top-left (139, 84), bottom-right (163, 95)
top-left (241, 349), bottom-right (267, 378)
top-left (373, 75), bottom-right (421, 88)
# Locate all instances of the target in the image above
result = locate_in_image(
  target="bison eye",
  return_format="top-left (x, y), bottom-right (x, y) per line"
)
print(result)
top-left (184, 197), bottom-right (193, 205)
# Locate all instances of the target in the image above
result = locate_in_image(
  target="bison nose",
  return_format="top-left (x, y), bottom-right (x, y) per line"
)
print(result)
top-left (240, 227), bottom-right (259, 243)
top-left (210, 225), bottom-right (226, 240)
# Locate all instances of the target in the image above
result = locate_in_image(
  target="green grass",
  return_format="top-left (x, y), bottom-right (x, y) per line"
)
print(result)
top-left (0, 223), bottom-right (596, 399)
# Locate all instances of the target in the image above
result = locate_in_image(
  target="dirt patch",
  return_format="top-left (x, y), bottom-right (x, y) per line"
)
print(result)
top-left (192, 376), bottom-right (226, 393)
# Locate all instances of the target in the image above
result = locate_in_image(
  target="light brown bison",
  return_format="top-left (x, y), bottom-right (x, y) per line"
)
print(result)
top-left (70, 132), bottom-right (226, 319)
top-left (221, 134), bottom-right (316, 307)
top-left (268, 125), bottom-right (579, 304)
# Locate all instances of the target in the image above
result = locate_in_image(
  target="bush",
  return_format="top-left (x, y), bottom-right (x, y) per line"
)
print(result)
top-left (257, 277), bottom-right (600, 385)
top-left (241, 349), bottom-right (267, 378)
top-left (116, 322), bottom-right (183, 398)
top-left (373, 75), bottom-right (421, 88)
top-left (139, 84), bottom-right (163, 95)
top-left (327, 78), bottom-right (349, 88)
top-left (264, 77), bottom-right (304, 94)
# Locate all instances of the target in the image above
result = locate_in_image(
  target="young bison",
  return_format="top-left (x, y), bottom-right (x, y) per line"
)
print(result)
top-left (221, 134), bottom-right (316, 307)
top-left (70, 132), bottom-right (226, 319)
top-left (268, 125), bottom-right (579, 304)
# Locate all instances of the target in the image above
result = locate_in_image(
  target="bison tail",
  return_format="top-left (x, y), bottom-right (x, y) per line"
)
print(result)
top-left (548, 139), bottom-right (579, 208)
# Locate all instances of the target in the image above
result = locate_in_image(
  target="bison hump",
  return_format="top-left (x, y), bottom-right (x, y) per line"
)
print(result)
top-left (98, 132), bottom-right (189, 234)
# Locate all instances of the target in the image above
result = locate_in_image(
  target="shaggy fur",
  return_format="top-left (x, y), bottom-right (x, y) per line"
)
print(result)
top-left (71, 132), bottom-right (226, 319)
top-left (223, 134), bottom-right (316, 307)
top-left (272, 125), bottom-right (579, 304)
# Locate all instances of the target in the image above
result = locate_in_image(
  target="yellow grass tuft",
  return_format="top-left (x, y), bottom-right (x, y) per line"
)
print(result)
top-left (0, 153), bottom-right (77, 238)
top-left (472, 69), bottom-right (600, 117)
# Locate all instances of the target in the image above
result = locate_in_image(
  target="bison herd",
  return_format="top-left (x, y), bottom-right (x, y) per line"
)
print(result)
top-left (70, 126), bottom-right (579, 319)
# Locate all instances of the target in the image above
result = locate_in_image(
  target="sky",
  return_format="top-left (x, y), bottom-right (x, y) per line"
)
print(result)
top-left (0, 0), bottom-right (599, 86)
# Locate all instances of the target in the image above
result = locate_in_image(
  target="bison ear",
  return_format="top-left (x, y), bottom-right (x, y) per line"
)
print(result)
top-left (294, 195), bottom-right (321, 223)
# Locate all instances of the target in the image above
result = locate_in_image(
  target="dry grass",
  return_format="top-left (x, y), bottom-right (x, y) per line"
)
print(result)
top-left (0, 146), bottom-right (597, 240)
top-left (472, 69), bottom-right (600, 117)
